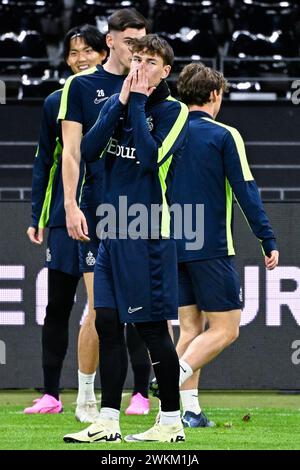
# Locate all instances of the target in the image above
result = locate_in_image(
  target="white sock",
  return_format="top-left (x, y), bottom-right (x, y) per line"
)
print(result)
top-left (99, 407), bottom-right (120, 422)
top-left (77, 370), bottom-right (96, 405)
top-left (179, 360), bottom-right (193, 387)
top-left (160, 410), bottom-right (181, 426)
top-left (180, 389), bottom-right (201, 414)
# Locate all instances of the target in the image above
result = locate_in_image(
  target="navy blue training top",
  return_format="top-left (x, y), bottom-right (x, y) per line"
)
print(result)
top-left (81, 81), bottom-right (189, 238)
top-left (172, 110), bottom-right (277, 262)
top-left (58, 64), bottom-right (126, 209)
top-left (31, 89), bottom-right (84, 228)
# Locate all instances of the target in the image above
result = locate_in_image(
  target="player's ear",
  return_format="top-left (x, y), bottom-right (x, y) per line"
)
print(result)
top-left (211, 90), bottom-right (218, 103)
top-left (161, 64), bottom-right (171, 80)
top-left (106, 33), bottom-right (113, 50)
top-left (100, 49), bottom-right (108, 63)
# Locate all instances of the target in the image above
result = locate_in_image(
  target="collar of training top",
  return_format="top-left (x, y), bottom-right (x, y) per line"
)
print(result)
top-left (189, 110), bottom-right (213, 120)
top-left (145, 79), bottom-right (170, 110)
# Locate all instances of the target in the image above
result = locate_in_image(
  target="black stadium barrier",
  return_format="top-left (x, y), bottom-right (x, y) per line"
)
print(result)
top-left (0, 202), bottom-right (299, 389)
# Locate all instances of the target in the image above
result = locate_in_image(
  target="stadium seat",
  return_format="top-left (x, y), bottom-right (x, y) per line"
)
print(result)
top-left (0, 32), bottom-right (21, 59)
top-left (0, 32), bottom-right (22, 74)
top-left (233, 0), bottom-right (300, 35)
top-left (225, 28), bottom-right (299, 97)
top-left (228, 29), bottom-right (298, 59)
top-left (19, 70), bottom-right (63, 99)
top-left (4, 0), bottom-right (62, 15)
top-left (159, 29), bottom-right (218, 59)
top-left (70, 0), bottom-right (149, 30)
top-left (19, 30), bottom-right (48, 59)
top-left (153, 0), bottom-right (232, 42)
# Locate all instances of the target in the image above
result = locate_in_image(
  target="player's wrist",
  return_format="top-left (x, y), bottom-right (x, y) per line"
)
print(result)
top-left (130, 91), bottom-right (148, 99)
top-left (262, 238), bottom-right (277, 257)
top-left (64, 200), bottom-right (78, 210)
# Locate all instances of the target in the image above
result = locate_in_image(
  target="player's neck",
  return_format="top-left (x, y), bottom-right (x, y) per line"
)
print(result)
top-left (103, 55), bottom-right (128, 76)
top-left (188, 104), bottom-right (214, 118)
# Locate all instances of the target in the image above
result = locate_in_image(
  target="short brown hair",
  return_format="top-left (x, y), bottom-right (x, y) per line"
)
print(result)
top-left (108, 8), bottom-right (149, 33)
top-left (177, 63), bottom-right (228, 106)
top-left (130, 34), bottom-right (174, 66)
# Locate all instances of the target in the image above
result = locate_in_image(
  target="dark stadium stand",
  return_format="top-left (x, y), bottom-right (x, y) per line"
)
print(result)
top-left (71, 0), bottom-right (150, 28)
top-left (0, 0), bottom-right (299, 201)
top-left (1, 0), bottom-right (299, 98)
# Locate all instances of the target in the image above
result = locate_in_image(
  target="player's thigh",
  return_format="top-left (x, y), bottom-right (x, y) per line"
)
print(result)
top-left (187, 256), bottom-right (242, 312)
top-left (47, 227), bottom-right (81, 277)
top-left (178, 263), bottom-right (205, 335)
top-left (83, 272), bottom-right (95, 315)
top-left (109, 238), bottom-right (178, 323)
top-left (93, 238), bottom-right (117, 311)
top-left (178, 262), bottom-right (196, 309)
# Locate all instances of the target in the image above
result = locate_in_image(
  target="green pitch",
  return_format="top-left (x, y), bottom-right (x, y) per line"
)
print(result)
top-left (0, 390), bottom-right (299, 450)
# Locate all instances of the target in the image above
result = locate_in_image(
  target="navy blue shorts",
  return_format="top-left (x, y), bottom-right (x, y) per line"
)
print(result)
top-left (178, 256), bottom-right (242, 312)
top-left (46, 227), bottom-right (81, 278)
top-left (78, 206), bottom-right (100, 273)
top-left (94, 237), bottom-right (179, 324)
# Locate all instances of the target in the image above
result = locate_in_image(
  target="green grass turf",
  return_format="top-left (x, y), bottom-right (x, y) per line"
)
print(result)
top-left (0, 390), bottom-right (300, 450)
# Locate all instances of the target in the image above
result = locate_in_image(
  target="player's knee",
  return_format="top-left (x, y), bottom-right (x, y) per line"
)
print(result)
top-left (223, 325), bottom-right (239, 346)
top-left (95, 307), bottom-right (123, 341)
top-left (230, 325), bottom-right (240, 343)
top-left (178, 329), bottom-right (199, 348)
top-left (179, 319), bottom-right (203, 342)
top-left (45, 299), bottom-right (73, 324)
top-left (82, 309), bottom-right (96, 327)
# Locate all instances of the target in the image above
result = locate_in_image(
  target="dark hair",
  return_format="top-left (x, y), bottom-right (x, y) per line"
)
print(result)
top-left (63, 24), bottom-right (107, 61)
top-left (107, 8), bottom-right (148, 33)
top-left (177, 63), bottom-right (228, 106)
top-left (130, 34), bottom-right (174, 66)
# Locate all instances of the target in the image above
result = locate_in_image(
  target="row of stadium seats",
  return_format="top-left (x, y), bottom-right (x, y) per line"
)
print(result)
top-left (1, 47), bottom-right (298, 100)
top-left (2, 65), bottom-right (297, 100)
top-left (1, 1), bottom-right (300, 40)
top-left (1, 0), bottom-right (300, 99)
top-left (1, 26), bottom-right (299, 65)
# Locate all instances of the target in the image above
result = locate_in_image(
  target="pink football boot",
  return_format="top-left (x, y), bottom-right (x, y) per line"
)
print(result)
top-left (125, 393), bottom-right (150, 415)
top-left (24, 394), bottom-right (63, 414)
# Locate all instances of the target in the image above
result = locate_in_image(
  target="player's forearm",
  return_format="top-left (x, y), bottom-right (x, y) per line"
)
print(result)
top-left (128, 93), bottom-right (158, 171)
top-left (31, 157), bottom-right (52, 227)
top-left (233, 180), bottom-right (277, 255)
top-left (81, 98), bottom-right (125, 162)
top-left (62, 150), bottom-right (80, 209)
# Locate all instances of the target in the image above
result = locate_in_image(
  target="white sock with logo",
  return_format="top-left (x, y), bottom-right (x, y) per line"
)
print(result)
top-left (160, 410), bottom-right (181, 426)
top-left (99, 407), bottom-right (120, 422)
top-left (77, 370), bottom-right (96, 405)
top-left (180, 389), bottom-right (201, 414)
top-left (179, 360), bottom-right (193, 387)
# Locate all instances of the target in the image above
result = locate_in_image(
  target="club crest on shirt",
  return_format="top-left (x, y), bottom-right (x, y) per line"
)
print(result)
top-left (146, 116), bottom-right (154, 132)
top-left (46, 247), bottom-right (51, 262)
top-left (86, 251), bottom-right (96, 266)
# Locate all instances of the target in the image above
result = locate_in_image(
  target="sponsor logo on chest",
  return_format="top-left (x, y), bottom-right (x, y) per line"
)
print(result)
top-left (107, 138), bottom-right (137, 161)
